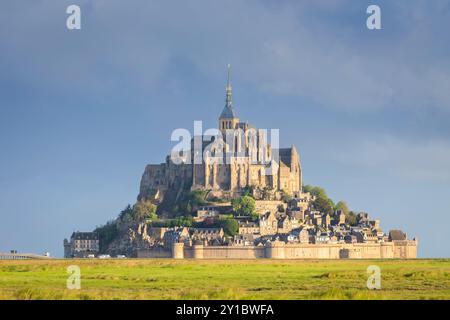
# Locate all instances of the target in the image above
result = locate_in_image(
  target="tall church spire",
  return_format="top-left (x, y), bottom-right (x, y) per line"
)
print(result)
top-left (220, 64), bottom-right (237, 120)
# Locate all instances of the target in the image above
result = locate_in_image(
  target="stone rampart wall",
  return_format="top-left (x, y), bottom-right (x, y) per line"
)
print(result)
top-left (136, 241), bottom-right (417, 259)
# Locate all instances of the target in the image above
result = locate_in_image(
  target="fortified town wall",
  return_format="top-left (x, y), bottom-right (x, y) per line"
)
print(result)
top-left (136, 240), bottom-right (417, 259)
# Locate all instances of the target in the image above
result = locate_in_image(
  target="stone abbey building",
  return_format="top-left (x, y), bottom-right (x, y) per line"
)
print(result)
top-left (139, 66), bottom-right (302, 203)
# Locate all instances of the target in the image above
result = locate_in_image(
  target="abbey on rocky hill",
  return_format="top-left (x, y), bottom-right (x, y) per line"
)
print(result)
top-left (63, 66), bottom-right (417, 260)
top-left (139, 65), bottom-right (301, 204)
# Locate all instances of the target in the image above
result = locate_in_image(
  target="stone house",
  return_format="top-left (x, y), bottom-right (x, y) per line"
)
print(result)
top-left (369, 219), bottom-right (381, 230)
top-left (195, 207), bottom-right (220, 222)
top-left (190, 228), bottom-right (224, 242)
top-left (238, 221), bottom-right (259, 235)
top-left (163, 227), bottom-right (190, 249)
top-left (357, 212), bottom-right (370, 225)
top-left (288, 209), bottom-right (305, 222)
top-left (234, 233), bottom-right (258, 246)
top-left (291, 227), bottom-right (310, 244)
top-left (314, 216), bottom-right (322, 227)
top-left (64, 232), bottom-right (99, 258)
top-left (334, 210), bottom-right (346, 225)
top-left (344, 234), bottom-right (357, 244)
top-left (314, 231), bottom-right (331, 244)
top-left (323, 214), bottom-right (331, 228)
top-left (259, 211), bottom-right (278, 236)
top-left (351, 231), bottom-right (365, 243)
top-left (277, 216), bottom-right (293, 234)
top-left (364, 231), bottom-right (379, 243)
top-left (290, 193), bottom-right (314, 212)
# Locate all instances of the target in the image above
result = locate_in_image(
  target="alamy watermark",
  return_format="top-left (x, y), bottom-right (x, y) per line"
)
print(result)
top-left (170, 121), bottom-right (280, 175)
top-left (66, 5), bottom-right (81, 30)
top-left (65, 4), bottom-right (382, 33)
top-left (367, 265), bottom-right (381, 290)
top-left (67, 265), bottom-right (81, 290)
top-left (367, 5), bottom-right (382, 30)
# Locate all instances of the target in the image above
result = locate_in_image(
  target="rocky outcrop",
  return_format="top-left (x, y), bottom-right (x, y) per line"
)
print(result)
top-left (105, 222), bottom-right (157, 257)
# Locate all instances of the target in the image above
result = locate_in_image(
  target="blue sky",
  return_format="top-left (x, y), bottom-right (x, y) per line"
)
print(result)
top-left (1, 0), bottom-right (449, 257)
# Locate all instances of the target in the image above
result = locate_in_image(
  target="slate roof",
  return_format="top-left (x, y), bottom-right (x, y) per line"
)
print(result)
top-left (276, 148), bottom-right (293, 167)
top-left (238, 221), bottom-right (258, 228)
top-left (220, 104), bottom-right (237, 119)
top-left (71, 232), bottom-right (98, 240)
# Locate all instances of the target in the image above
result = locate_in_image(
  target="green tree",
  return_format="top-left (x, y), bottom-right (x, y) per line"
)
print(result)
top-left (312, 196), bottom-right (333, 215)
top-left (311, 186), bottom-right (328, 199)
top-left (241, 186), bottom-right (254, 198)
top-left (175, 190), bottom-right (209, 214)
top-left (335, 201), bottom-right (349, 216)
top-left (133, 200), bottom-right (157, 221)
top-left (346, 211), bottom-right (358, 226)
top-left (217, 218), bottom-right (239, 236)
top-left (173, 215), bottom-right (193, 227)
top-left (94, 220), bottom-right (118, 253)
top-left (232, 195), bottom-right (256, 217)
top-left (187, 190), bottom-right (208, 206)
top-left (118, 205), bottom-right (134, 223)
top-left (327, 198), bottom-right (335, 210)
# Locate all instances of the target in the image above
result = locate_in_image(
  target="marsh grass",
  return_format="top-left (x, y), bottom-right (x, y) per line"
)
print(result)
top-left (0, 259), bottom-right (448, 300)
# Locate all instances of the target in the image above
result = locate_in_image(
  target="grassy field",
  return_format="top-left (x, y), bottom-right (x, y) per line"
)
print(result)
top-left (0, 259), bottom-right (449, 300)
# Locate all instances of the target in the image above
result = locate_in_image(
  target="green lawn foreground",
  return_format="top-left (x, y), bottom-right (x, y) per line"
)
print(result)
top-left (0, 259), bottom-right (448, 300)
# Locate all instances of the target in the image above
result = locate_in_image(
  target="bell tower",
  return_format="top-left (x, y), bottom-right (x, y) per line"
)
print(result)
top-left (219, 64), bottom-right (239, 134)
